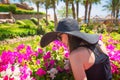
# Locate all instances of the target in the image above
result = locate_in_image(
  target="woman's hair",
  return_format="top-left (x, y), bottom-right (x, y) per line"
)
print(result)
top-left (68, 35), bottom-right (86, 53)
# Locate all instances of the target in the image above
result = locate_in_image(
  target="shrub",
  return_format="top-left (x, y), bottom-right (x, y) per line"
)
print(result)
top-left (30, 17), bottom-right (38, 25)
top-left (16, 20), bottom-right (26, 25)
top-left (0, 4), bottom-right (9, 12)
top-left (8, 4), bottom-right (16, 13)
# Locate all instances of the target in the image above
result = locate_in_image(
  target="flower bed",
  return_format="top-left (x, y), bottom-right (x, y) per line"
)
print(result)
top-left (0, 33), bottom-right (120, 80)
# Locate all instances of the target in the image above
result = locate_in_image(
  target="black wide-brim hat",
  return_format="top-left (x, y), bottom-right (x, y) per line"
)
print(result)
top-left (40, 18), bottom-right (99, 47)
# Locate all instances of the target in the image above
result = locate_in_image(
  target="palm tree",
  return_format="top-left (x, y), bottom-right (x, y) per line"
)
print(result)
top-left (88, 0), bottom-right (100, 25)
top-left (65, 0), bottom-right (69, 18)
top-left (76, 0), bottom-right (81, 21)
top-left (44, 0), bottom-right (52, 25)
top-left (84, 0), bottom-right (89, 23)
top-left (103, 0), bottom-right (120, 25)
top-left (32, 0), bottom-right (44, 26)
top-left (51, 0), bottom-right (58, 27)
top-left (70, 0), bottom-right (76, 19)
top-left (114, 0), bottom-right (120, 25)
top-left (57, 6), bottom-right (72, 18)
top-left (60, 0), bottom-right (69, 18)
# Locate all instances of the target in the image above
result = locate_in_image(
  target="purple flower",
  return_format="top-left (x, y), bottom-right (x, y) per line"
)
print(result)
top-left (36, 68), bottom-right (46, 77)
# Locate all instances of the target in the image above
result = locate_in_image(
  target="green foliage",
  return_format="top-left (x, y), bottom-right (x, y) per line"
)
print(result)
top-left (30, 17), bottom-right (38, 25)
top-left (0, 20), bottom-right (37, 40)
top-left (57, 6), bottom-right (72, 18)
top-left (15, 9), bottom-right (44, 14)
top-left (8, 4), bottom-right (17, 13)
top-left (0, 4), bottom-right (16, 13)
top-left (0, 27), bottom-right (36, 40)
top-left (0, 4), bottom-right (45, 14)
top-left (0, 4), bottom-right (10, 12)
top-left (16, 20), bottom-right (26, 25)
top-left (118, 27), bottom-right (120, 34)
top-left (0, 19), bottom-right (54, 40)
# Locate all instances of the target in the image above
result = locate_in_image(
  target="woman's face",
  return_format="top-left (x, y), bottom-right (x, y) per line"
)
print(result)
top-left (60, 34), bottom-right (69, 47)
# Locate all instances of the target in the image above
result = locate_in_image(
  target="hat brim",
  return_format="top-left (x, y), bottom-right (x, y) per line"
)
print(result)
top-left (40, 31), bottom-right (99, 47)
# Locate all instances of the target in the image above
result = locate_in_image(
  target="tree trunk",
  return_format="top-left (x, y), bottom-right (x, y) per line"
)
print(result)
top-left (36, 3), bottom-right (39, 27)
top-left (71, 1), bottom-right (76, 19)
top-left (66, 0), bottom-right (69, 18)
top-left (88, 2), bottom-right (92, 25)
top-left (115, 9), bottom-right (119, 26)
top-left (84, 0), bottom-right (88, 23)
top-left (52, 0), bottom-right (58, 27)
top-left (45, 7), bottom-right (48, 26)
top-left (76, 1), bottom-right (79, 21)
top-left (112, 0), bottom-right (116, 24)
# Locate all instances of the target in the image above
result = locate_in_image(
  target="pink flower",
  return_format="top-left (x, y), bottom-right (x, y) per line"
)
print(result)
top-left (64, 51), bottom-right (69, 58)
top-left (3, 75), bottom-right (8, 80)
top-left (1, 51), bottom-right (16, 65)
top-left (99, 34), bottom-right (103, 40)
top-left (16, 44), bottom-right (25, 51)
top-left (50, 60), bottom-right (55, 68)
top-left (36, 59), bottom-right (40, 65)
top-left (107, 44), bottom-right (115, 51)
top-left (36, 68), bottom-right (46, 77)
top-left (44, 62), bottom-right (49, 68)
top-left (57, 66), bottom-right (63, 72)
top-left (11, 66), bottom-right (15, 72)
top-left (9, 77), bottom-right (14, 80)
top-left (52, 45), bottom-right (58, 51)
top-left (43, 51), bottom-right (51, 60)
top-left (37, 48), bottom-right (43, 54)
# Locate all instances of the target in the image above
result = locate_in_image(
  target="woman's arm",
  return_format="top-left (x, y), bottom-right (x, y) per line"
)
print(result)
top-left (69, 51), bottom-right (87, 80)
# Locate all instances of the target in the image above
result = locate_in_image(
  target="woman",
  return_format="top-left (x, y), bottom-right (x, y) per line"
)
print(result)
top-left (40, 18), bottom-right (112, 80)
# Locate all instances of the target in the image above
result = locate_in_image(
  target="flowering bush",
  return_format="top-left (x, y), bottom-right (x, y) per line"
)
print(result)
top-left (101, 33), bottom-right (120, 79)
top-left (0, 40), bottom-right (73, 80)
top-left (0, 33), bottom-right (120, 80)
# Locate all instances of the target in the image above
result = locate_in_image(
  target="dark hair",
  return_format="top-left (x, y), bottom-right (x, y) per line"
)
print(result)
top-left (68, 35), bottom-right (84, 53)
top-left (57, 34), bottom-right (82, 52)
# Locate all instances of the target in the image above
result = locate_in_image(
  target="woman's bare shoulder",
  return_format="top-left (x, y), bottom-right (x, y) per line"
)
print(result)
top-left (69, 47), bottom-right (92, 62)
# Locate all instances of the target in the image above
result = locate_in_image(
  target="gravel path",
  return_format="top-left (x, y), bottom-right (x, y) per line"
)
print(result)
top-left (0, 35), bottom-right (39, 45)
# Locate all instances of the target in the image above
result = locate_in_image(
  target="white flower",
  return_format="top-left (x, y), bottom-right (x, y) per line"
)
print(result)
top-left (50, 73), bottom-right (56, 80)
top-left (64, 60), bottom-right (70, 70)
top-left (64, 60), bottom-right (69, 64)
top-left (47, 68), bottom-right (58, 80)
top-left (12, 64), bottom-right (20, 76)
